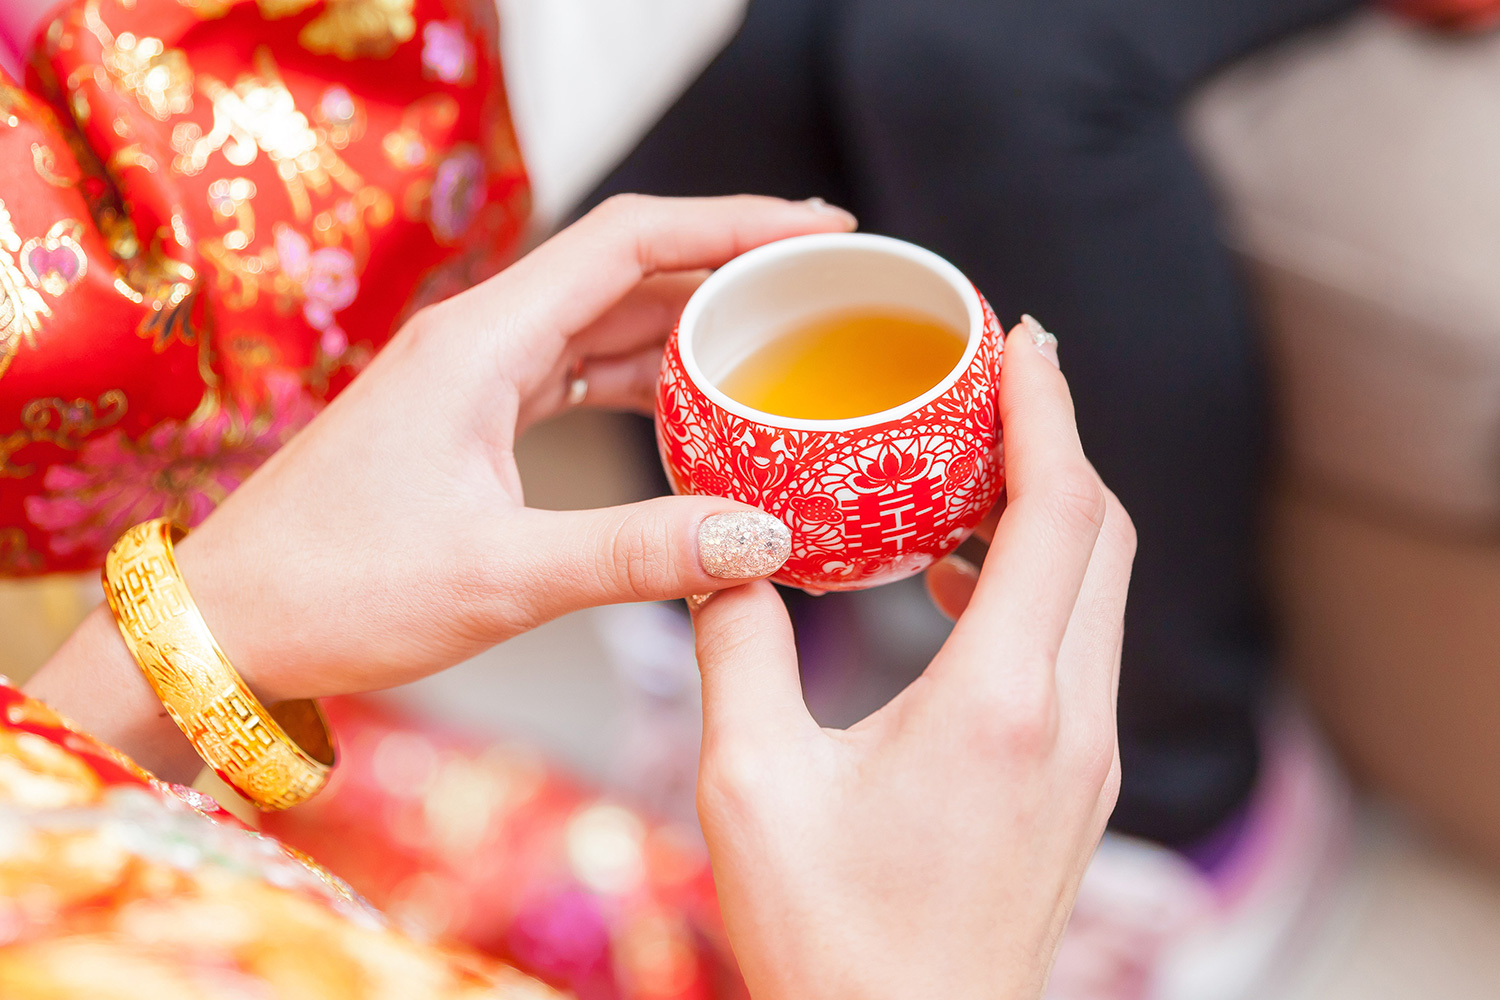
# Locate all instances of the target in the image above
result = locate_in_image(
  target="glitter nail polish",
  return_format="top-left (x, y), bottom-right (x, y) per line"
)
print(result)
top-left (1021, 314), bottom-right (1060, 368)
top-left (698, 511), bottom-right (792, 580)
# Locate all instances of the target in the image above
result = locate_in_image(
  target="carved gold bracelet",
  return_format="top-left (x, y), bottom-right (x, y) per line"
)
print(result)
top-left (102, 518), bottom-right (335, 810)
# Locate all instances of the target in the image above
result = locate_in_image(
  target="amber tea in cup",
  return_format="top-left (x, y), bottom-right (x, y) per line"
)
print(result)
top-left (717, 307), bottom-right (968, 420)
top-left (656, 232), bottom-right (1005, 592)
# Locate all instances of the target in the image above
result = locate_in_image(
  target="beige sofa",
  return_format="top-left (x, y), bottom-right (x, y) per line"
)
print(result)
top-left (1189, 11), bottom-right (1500, 867)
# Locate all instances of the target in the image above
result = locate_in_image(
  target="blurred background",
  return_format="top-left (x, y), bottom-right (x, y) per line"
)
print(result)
top-left (7, 0), bottom-right (1500, 997)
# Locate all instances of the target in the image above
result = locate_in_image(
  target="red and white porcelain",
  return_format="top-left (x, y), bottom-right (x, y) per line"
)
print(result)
top-left (655, 233), bottom-right (1005, 592)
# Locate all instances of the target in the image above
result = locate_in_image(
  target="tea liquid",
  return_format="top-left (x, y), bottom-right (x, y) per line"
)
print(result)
top-left (718, 308), bottom-right (967, 420)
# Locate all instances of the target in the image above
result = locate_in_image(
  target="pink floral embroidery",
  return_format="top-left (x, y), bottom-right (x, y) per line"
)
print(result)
top-left (275, 225), bottom-right (359, 356)
top-left (24, 374), bottom-right (321, 559)
top-left (428, 146), bottom-right (485, 243)
top-left (421, 21), bottom-right (474, 85)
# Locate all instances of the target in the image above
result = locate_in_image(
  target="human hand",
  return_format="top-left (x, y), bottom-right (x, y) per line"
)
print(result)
top-left (178, 195), bottom-right (857, 703)
top-left (29, 195), bottom-right (855, 777)
top-left (690, 322), bottom-right (1134, 1000)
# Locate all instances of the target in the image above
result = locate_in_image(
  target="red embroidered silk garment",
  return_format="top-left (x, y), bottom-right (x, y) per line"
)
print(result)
top-left (0, 0), bottom-right (529, 574)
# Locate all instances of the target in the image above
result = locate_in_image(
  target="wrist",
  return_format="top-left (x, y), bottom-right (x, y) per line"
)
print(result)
top-left (171, 516), bottom-right (297, 705)
top-left (24, 603), bottom-right (203, 781)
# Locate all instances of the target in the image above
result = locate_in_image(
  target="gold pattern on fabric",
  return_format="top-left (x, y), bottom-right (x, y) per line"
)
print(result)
top-left (117, 239), bottom-right (199, 353)
top-left (25, 391), bottom-right (129, 450)
top-left (0, 528), bottom-right (43, 573)
top-left (1, 391), bottom-right (128, 478)
top-left (19, 221), bottom-right (89, 298)
top-left (103, 31), bottom-right (194, 121)
top-left (0, 202), bottom-right (53, 383)
top-left (174, 49), bottom-right (362, 221)
top-left (30, 143), bottom-right (79, 187)
top-left (299, 0), bottom-right (417, 60)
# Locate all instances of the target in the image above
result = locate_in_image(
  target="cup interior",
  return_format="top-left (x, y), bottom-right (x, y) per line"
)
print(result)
top-left (678, 233), bottom-right (983, 431)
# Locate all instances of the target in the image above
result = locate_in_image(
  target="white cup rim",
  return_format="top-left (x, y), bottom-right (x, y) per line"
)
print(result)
top-left (676, 232), bottom-right (985, 432)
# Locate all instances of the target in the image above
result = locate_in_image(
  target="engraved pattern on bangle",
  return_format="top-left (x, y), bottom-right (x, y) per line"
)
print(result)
top-left (103, 518), bottom-right (334, 810)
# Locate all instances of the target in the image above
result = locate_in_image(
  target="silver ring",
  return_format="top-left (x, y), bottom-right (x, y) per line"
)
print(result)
top-left (566, 373), bottom-right (589, 406)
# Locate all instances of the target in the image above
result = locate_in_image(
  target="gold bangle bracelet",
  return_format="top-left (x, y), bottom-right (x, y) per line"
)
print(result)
top-left (102, 518), bottom-right (335, 810)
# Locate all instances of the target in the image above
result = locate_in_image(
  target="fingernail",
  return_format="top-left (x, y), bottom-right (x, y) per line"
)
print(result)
top-left (1021, 314), bottom-right (1060, 368)
top-left (699, 510), bottom-right (792, 580)
top-left (804, 197), bottom-right (858, 228)
top-left (938, 553), bottom-right (981, 581)
top-left (686, 592), bottom-right (715, 612)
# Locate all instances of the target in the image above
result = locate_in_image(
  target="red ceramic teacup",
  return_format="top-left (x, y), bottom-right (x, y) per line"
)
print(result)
top-left (655, 233), bottom-right (1004, 592)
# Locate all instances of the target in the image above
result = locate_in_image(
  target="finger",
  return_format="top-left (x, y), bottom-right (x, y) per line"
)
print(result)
top-left (571, 271), bottom-right (707, 357)
top-left (971, 499), bottom-right (1003, 546)
top-left (921, 501), bottom-right (1002, 619)
top-left (487, 195), bottom-right (857, 355)
top-left (518, 272), bottom-right (703, 425)
top-left (1054, 488), bottom-right (1134, 723)
top-left (577, 347), bottom-right (664, 415)
top-left (692, 581), bottom-right (817, 749)
top-left (924, 554), bottom-right (980, 621)
top-left (938, 319), bottom-right (1105, 677)
top-left (517, 342), bottom-right (664, 429)
top-left (504, 499), bottom-right (792, 624)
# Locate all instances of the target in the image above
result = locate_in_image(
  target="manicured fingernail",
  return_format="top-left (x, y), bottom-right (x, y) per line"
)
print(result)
top-left (686, 592), bottom-right (714, 612)
top-left (939, 553), bottom-right (981, 581)
top-left (804, 197), bottom-right (858, 227)
top-left (699, 510), bottom-right (791, 580)
top-left (1021, 314), bottom-right (1059, 368)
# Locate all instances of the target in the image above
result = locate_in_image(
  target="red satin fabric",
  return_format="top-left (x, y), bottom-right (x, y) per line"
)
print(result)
top-left (0, 0), bottom-right (528, 574)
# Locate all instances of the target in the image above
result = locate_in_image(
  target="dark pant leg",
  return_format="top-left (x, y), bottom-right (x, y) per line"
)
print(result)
top-left (825, 0), bottom-right (1358, 846)
top-left (594, 0), bottom-right (1360, 846)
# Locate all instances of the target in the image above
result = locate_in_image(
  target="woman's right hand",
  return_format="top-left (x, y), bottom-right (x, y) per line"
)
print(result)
top-left (26, 195), bottom-right (855, 779)
top-left (690, 322), bottom-right (1134, 1000)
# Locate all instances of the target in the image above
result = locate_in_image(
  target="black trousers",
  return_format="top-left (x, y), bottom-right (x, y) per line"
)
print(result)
top-left (592, 0), bottom-right (1360, 846)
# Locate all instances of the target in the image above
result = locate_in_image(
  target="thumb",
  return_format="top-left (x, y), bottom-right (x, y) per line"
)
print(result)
top-left (692, 581), bottom-right (815, 749)
top-left (510, 498), bottom-right (791, 621)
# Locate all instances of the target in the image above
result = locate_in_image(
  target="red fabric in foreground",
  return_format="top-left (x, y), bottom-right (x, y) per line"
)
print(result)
top-left (263, 696), bottom-right (746, 1000)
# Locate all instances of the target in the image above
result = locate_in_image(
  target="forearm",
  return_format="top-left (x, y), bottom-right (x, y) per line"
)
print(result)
top-left (23, 603), bottom-right (203, 782)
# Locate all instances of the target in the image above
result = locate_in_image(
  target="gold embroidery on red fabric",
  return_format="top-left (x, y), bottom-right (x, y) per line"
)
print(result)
top-left (30, 143), bottom-right (80, 187)
top-left (175, 49), bottom-right (362, 221)
top-left (24, 390), bottom-right (129, 450)
top-left (259, 0), bottom-right (320, 17)
top-left (0, 202), bottom-right (54, 383)
top-left (0, 389), bottom-right (127, 476)
top-left (313, 86), bottom-right (365, 150)
top-left (207, 176), bottom-right (258, 252)
top-left (298, 0), bottom-right (417, 61)
top-left (102, 31), bottom-right (194, 121)
top-left (119, 239), bottom-right (200, 353)
top-left (107, 143), bottom-right (160, 174)
top-left (381, 93), bottom-right (457, 174)
top-left (0, 529), bottom-right (43, 573)
top-left (0, 431), bottom-right (30, 477)
top-left (1, 391), bottom-right (128, 478)
top-left (20, 221), bottom-right (90, 298)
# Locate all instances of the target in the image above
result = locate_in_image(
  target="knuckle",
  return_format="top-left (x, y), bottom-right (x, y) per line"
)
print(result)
top-left (593, 192), bottom-right (653, 231)
top-left (604, 508), bottom-right (679, 597)
top-left (1045, 466), bottom-right (1108, 538)
top-left (971, 676), bottom-right (1059, 760)
top-left (698, 739), bottom-right (772, 813)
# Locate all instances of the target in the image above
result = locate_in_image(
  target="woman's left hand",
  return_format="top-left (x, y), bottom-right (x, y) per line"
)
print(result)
top-left (30, 195), bottom-right (855, 776)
